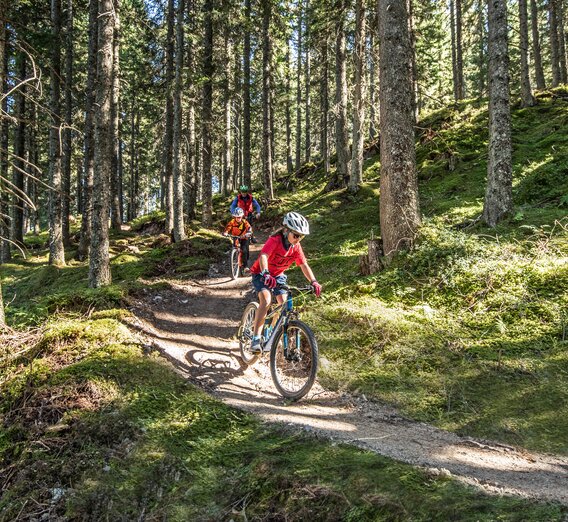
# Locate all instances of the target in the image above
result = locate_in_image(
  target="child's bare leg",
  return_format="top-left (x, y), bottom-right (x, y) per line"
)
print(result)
top-left (254, 289), bottom-right (272, 337)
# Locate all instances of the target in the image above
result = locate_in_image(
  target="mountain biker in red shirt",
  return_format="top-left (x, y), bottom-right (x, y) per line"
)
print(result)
top-left (229, 185), bottom-right (261, 243)
top-left (223, 208), bottom-right (252, 273)
top-left (249, 211), bottom-right (322, 353)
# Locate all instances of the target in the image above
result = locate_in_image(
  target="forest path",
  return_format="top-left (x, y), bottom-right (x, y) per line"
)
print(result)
top-left (128, 234), bottom-right (568, 506)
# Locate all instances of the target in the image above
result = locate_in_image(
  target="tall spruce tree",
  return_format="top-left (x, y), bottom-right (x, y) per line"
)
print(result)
top-left (483, 0), bottom-right (512, 227)
top-left (378, 0), bottom-right (421, 257)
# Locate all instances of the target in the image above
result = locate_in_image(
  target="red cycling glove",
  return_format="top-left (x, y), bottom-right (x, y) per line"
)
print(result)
top-left (311, 280), bottom-right (322, 297)
top-left (262, 271), bottom-right (277, 289)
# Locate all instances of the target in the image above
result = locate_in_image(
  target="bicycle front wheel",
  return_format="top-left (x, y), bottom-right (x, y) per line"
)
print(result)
top-left (270, 320), bottom-right (318, 401)
top-left (238, 302), bottom-right (260, 365)
top-left (230, 248), bottom-right (240, 279)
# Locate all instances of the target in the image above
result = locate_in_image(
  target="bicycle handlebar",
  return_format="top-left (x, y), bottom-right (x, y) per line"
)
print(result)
top-left (275, 283), bottom-right (314, 294)
top-left (225, 233), bottom-right (252, 239)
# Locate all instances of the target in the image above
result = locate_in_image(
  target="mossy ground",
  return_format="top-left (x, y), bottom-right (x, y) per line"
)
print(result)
top-left (1, 96), bottom-right (568, 519)
top-left (1, 318), bottom-right (563, 521)
top-left (277, 96), bottom-right (568, 455)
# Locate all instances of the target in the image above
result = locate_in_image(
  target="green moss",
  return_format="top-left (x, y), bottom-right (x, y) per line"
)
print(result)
top-left (1, 320), bottom-right (563, 521)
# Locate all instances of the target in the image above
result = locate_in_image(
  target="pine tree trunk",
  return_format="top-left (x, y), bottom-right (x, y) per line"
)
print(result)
top-left (295, 0), bottom-right (302, 171)
top-left (304, 0), bottom-right (311, 163)
top-left (478, 0), bottom-right (486, 97)
top-left (49, 0), bottom-right (66, 266)
top-left (530, 0), bottom-right (546, 89)
top-left (286, 39), bottom-right (293, 174)
top-left (334, 0), bottom-right (350, 187)
top-left (12, 50), bottom-right (26, 248)
top-left (349, 0), bottom-right (366, 193)
top-left (173, 0), bottom-right (186, 242)
top-left (262, 0), bottom-right (274, 199)
top-left (223, 16), bottom-right (232, 197)
top-left (0, 13), bottom-right (10, 263)
top-left (185, 0), bottom-right (197, 220)
top-left (519, 0), bottom-right (536, 107)
top-left (89, 0), bottom-right (114, 287)
top-left (450, 0), bottom-right (458, 101)
top-left (233, 46), bottom-right (241, 188)
top-left (368, 6), bottom-right (377, 140)
top-left (164, 0), bottom-right (175, 235)
top-left (455, 0), bottom-right (464, 99)
top-left (76, 0), bottom-right (98, 261)
top-left (556, 0), bottom-right (567, 84)
top-left (378, 0), bottom-right (421, 257)
top-left (483, 0), bottom-right (512, 228)
top-left (201, 0), bottom-right (213, 227)
top-left (243, 0), bottom-right (252, 187)
top-left (62, 0), bottom-right (73, 246)
top-left (110, 0), bottom-right (122, 231)
top-left (320, 28), bottom-right (329, 177)
top-left (549, 0), bottom-right (561, 87)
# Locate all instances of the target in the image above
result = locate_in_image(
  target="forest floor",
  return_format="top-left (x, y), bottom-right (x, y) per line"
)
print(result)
top-left (127, 233), bottom-right (568, 507)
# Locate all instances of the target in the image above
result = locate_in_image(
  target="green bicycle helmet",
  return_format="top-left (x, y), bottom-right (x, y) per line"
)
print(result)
top-left (239, 185), bottom-right (249, 192)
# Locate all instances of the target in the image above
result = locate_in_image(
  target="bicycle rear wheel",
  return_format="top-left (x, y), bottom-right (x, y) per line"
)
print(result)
top-left (238, 302), bottom-right (260, 365)
top-left (270, 320), bottom-right (318, 400)
top-left (230, 248), bottom-right (240, 279)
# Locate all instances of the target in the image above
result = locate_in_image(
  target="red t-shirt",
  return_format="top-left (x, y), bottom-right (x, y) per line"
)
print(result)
top-left (250, 234), bottom-right (306, 276)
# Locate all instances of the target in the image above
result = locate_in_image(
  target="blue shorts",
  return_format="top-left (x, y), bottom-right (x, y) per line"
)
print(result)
top-left (252, 273), bottom-right (288, 296)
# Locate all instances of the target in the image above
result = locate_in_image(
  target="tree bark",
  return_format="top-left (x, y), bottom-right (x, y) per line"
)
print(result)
top-left (262, 0), bottom-right (274, 199)
top-left (295, 0), bottom-right (303, 171)
top-left (243, 0), bottom-right (252, 187)
top-left (368, 5), bottom-right (378, 140)
top-left (378, 0), bottom-right (421, 257)
top-left (110, 0), bottom-right (122, 231)
top-left (62, 0), bottom-right (73, 246)
top-left (556, 0), bottom-right (567, 84)
top-left (286, 38), bottom-right (293, 174)
top-left (12, 49), bottom-right (26, 248)
top-left (173, 0), bottom-right (186, 242)
top-left (304, 0), bottom-right (311, 163)
top-left (549, 0), bottom-right (561, 87)
top-left (0, 13), bottom-right (11, 263)
top-left (163, 0), bottom-right (175, 235)
top-left (477, 0), bottom-right (486, 97)
top-left (450, 0), bottom-right (458, 100)
top-left (49, 0), bottom-right (66, 266)
top-left (201, 0), bottom-right (214, 227)
top-left (455, 0), bottom-right (464, 99)
top-left (335, 0), bottom-right (350, 187)
top-left (519, 0), bottom-right (536, 107)
top-left (530, 0), bottom-right (546, 89)
top-left (349, 0), bottom-right (366, 193)
top-left (483, 0), bottom-right (512, 227)
top-left (222, 10), bottom-right (232, 197)
top-left (77, 0), bottom-right (98, 261)
top-left (185, 0), bottom-right (197, 220)
top-left (89, 0), bottom-right (114, 287)
top-left (320, 26), bottom-right (329, 177)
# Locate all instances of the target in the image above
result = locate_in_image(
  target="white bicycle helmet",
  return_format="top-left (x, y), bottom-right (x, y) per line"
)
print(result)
top-left (232, 208), bottom-right (245, 218)
top-left (283, 211), bottom-right (310, 235)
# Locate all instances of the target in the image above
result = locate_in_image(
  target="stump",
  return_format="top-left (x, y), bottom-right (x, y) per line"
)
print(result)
top-left (359, 239), bottom-right (384, 275)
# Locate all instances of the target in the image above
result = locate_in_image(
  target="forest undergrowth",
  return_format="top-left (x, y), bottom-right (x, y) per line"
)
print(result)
top-left (1, 96), bottom-right (567, 520)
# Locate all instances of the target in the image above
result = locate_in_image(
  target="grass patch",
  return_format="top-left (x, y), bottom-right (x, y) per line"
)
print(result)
top-left (1, 318), bottom-right (563, 521)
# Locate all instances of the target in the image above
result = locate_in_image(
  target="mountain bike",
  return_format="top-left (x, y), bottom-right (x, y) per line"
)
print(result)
top-left (227, 233), bottom-right (250, 279)
top-left (237, 284), bottom-right (319, 401)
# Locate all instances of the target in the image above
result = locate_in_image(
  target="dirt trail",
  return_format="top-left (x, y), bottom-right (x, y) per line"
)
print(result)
top-left (128, 238), bottom-right (568, 506)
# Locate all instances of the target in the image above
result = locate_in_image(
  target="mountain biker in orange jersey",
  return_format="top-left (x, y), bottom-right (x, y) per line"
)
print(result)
top-left (248, 211), bottom-right (322, 353)
top-left (223, 208), bottom-right (252, 272)
top-left (230, 185), bottom-right (261, 243)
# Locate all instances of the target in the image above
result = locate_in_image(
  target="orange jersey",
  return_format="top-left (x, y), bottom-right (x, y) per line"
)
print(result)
top-left (224, 218), bottom-right (251, 237)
